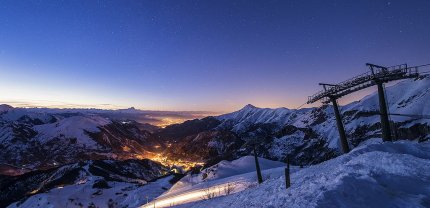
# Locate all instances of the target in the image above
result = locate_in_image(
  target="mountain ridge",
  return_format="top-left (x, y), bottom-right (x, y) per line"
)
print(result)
top-left (1, 76), bottom-right (429, 175)
top-left (161, 76), bottom-right (430, 166)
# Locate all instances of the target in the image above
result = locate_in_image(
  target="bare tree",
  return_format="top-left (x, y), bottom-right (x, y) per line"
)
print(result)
top-left (223, 183), bottom-right (236, 195)
top-left (201, 187), bottom-right (217, 200)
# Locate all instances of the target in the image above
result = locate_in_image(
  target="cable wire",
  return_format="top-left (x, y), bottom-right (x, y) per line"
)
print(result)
top-left (295, 101), bottom-right (308, 110)
top-left (388, 113), bottom-right (430, 119)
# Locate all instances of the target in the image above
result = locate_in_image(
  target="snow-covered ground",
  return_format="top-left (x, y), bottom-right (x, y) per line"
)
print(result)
top-left (8, 175), bottom-right (174, 208)
top-left (140, 139), bottom-right (430, 208)
top-left (33, 115), bottom-right (111, 148)
top-left (182, 139), bottom-right (430, 208)
top-left (140, 156), bottom-right (293, 208)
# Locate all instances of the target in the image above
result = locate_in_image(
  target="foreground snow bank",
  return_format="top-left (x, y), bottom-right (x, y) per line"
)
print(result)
top-left (8, 176), bottom-right (174, 208)
top-left (140, 156), bottom-right (289, 207)
top-left (164, 156), bottom-right (285, 196)
top-left (186, 140), bottom-right (430, 208)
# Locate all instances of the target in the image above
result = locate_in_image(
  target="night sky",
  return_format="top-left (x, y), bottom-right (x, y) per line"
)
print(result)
top-left (0, 0), bottom-right (429, 111)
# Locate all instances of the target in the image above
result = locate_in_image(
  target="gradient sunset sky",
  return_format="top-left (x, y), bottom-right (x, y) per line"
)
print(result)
top-left (0, 0), bottom-right (429, 112)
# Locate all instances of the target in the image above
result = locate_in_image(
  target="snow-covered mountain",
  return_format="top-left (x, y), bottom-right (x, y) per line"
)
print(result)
top-left (174, 140), bottom-right (430, 208)
top-left (0, 104), bottom-right (13, 113)
top-left (217, 104), bottom-right (294, 133)
top-left (141, 140), bottom-right (430, 208)
top-left (2, 76), bottom-right (429, 174)
top-left (1, 159), bottom-right (172, 208)
top-left (0, 108), bottom-right (163, 173)
top-left (1, 76), bottom-right (429, 207)
top-left (162, 76), bottom-right (430, 166)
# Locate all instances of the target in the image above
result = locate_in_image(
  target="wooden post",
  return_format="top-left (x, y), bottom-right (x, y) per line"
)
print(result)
top-left (254, 146), bottom-right (263, 184)
top-left (285, 154), bottom-right (290, 189)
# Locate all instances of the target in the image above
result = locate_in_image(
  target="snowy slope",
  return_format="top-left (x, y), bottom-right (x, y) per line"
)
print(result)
top-left (172, 76), bottom-right (430, 166)
top-left (0, 104), bottom-right (13, 113)
top-left (0, 109), bottom-right (161, 172)
top-left (141, 156), bottom-right (291, 208)
top-left (33, 115), bottom-right (111, 148)
top-left (2, 159), bottom-right (170, 208)
top-left (217, 77), bottom-right (430, 135)
top-left (162, 156), bottom-right (285, 197)
top-left (7, 176), bottom-right (175, 208)
top-left (344, 77), bottom-right (430, 124)
top-left (217, 104), bottom-right (294, 133)
top-left (180, 140), bottom-right (430, 208)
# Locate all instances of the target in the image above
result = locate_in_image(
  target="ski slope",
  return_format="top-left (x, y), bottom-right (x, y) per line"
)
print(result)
top-left (139, 156), bottom-right (293, 208)
top-left (140, 139), bottom-right (430, 208)
top-left (184, 139), bottom-right (430, 208)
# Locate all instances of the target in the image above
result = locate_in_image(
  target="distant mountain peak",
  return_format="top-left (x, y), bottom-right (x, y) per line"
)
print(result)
top-left (242, 104), bottom-right (257, 110)
top-left (0, 104), bottom-right (13, 113)
top-left (0, 104), bottom-right (13, 108)
top-left (117, 107), bottom-right (140, 113)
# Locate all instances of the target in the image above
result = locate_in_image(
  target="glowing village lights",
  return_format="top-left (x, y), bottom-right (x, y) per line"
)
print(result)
top-left (142, 152), bottom-right (204, 172)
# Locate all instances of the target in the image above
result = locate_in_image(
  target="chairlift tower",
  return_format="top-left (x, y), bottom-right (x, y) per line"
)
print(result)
top-left (307, 63), bottom-right (419, 153)
top-left (319, 83), bottom-right (350, 153)
top-left (366, 63), bottom-right (393, 142)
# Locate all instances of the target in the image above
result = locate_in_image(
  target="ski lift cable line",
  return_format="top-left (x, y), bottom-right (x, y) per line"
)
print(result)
top-left (413, 63), bottom-right (430, 68)
top-left (385, 63), bottom-right (430, 69)
top-left (388, 113), bottom-right (430, 119)
top-left (294, 101), bottom-right (308, 110)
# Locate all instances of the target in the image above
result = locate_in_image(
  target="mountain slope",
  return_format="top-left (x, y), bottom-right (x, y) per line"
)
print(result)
top-left (160, 76), bottom-right (430, 166)
top-left (217, 104), bottom-right (293, 133)
top-left (0, 109), bottom-right (163, 173)
top-left (1, 76), bottom-right (429, 182)
top-left (184, 140), bottom-right (430, 208)
top-left (1, 159), bottom-right (170, 208)
top-left (142, 156), bottom-right (288, 208)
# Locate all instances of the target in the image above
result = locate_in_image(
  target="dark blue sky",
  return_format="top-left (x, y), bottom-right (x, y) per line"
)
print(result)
top-left (0, 0), bottom-right (429, 111)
